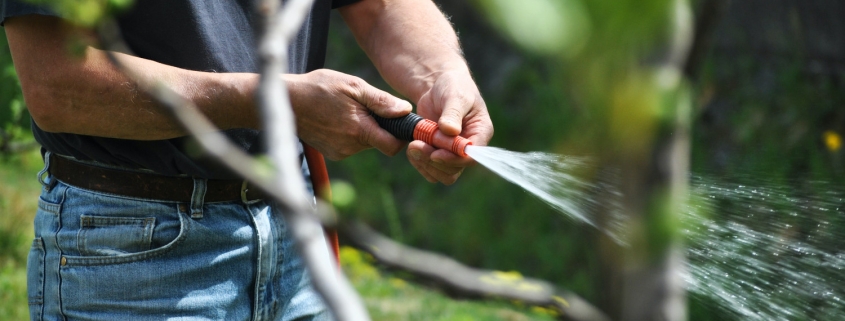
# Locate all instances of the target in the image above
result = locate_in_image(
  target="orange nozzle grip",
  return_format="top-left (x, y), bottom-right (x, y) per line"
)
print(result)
top-left (413, 119), bottom-right (472, 157)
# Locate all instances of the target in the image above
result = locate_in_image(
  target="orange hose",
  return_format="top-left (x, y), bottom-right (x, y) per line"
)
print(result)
top-left (303, 143), bottom-right (341, 269)
top-left (413, 119), bottom-right (472, 157)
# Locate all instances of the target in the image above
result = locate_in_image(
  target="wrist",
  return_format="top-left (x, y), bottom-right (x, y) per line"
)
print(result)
top-left (195, 72), bottom-right (262, 131)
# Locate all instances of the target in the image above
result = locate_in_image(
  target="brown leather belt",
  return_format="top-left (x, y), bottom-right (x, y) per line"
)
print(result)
top-left (48, 154), bottom-right (267, 202)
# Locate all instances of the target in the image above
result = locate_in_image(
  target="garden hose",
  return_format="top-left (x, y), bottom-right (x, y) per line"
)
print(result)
top-left (302, 144), bottom-right (341, 268)
top-left (371, 112), bottom-right (472, 157)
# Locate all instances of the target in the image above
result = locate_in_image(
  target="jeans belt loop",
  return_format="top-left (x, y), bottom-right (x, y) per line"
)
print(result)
top-left (38, 151), bottom-right (58, 191)
top-left (241, 180), bottom-right (263, 205)
top-left (190, 178), bottom-right (207, 219)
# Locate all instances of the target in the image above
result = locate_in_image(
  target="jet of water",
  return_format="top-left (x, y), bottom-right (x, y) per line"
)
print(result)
top-left (465, 145), bottom-right (598, 226)
top-left (465, 145), bottom-right (844, 320)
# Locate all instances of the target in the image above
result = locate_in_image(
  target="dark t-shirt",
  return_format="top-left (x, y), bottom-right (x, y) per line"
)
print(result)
top-left (1, 0), bottom-right (358, 179)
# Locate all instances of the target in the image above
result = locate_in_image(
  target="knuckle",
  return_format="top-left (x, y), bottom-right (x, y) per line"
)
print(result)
top-left (346, 77), bottom-right (365, 91)
top-left (445, 108), bottom-right (464, 119)
top-left (374, 93), bottom-right (388, 107)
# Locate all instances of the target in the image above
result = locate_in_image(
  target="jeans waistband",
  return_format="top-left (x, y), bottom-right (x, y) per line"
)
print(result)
top-left (47, 153), bottom-right (267, 203)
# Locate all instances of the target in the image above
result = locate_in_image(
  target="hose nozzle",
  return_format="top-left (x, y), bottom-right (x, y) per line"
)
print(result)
top-left (372, 112), bottom-right (472, 157)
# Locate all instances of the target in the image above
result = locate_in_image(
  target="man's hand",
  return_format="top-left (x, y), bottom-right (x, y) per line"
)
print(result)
top-left (288, 69), bottom-right (413, 161)
top-left (408, 69), bottom-right (493, 184)
top-left (340, 0), bottom-right (494, 185)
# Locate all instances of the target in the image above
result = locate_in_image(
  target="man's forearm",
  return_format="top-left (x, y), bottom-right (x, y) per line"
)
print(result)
top-left (35, 48), bottom-right (260, 140)
top-left (5, 15), bottom-right (260, 141)
top-left (340, 0), bottom-right (469, 103)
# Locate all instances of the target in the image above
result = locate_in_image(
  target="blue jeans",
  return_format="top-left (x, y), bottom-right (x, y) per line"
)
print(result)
top-left (27, 154), bottom-right (333, 321)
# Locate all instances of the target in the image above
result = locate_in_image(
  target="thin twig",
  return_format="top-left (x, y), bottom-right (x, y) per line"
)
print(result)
top-left (256, 0), bottom-right (371, 319)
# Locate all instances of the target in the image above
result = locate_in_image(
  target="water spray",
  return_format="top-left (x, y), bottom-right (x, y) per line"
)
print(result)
top-left (372, 112), bottom-right (473, 157)
top-left (373, 111), bottom-right (596, 228)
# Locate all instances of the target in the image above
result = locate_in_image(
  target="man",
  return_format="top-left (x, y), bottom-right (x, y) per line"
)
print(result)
top-left (2, 0), bottom-right (493, 320)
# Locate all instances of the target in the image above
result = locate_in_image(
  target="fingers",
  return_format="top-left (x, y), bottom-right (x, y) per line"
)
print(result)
top-left (407, 140), bottom-right (466, 185)
top-left (350, 79), bottom-right (412, 118)
top-left (461, 108), bottom-right (495, 146)
top-left (361, 117), bottom-right (406, 156)
top-left (349, 78), bottom-right (416, 155)
top-left (355, 86), bottom-right (410, 156)
top-left (430, 147), bottom-right (475, 167)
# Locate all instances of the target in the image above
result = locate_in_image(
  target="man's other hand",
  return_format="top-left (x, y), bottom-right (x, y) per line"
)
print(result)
top-left (407, 69), bottom-right (494, 185)
top-left (289, 69), bottom-right (412, 161)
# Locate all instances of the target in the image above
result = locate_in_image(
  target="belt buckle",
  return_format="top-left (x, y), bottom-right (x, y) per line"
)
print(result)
top-left (240, 180), bottom-right (263, 205)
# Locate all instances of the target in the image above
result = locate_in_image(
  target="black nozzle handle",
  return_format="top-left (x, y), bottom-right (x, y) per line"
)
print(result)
top-left (371, 112), bottom-right (423, 142)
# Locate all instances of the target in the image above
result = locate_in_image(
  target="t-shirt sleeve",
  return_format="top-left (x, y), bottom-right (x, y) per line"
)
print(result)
top-left (0, 0), bottom-right (59, 26)
top-left (331, 0), bottom-right (361, 9)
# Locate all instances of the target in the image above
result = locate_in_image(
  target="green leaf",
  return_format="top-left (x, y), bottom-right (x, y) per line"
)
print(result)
top-left (475, 0), bottom-right (590, 56)
top-left (330, 180), bottom-right (357, 210)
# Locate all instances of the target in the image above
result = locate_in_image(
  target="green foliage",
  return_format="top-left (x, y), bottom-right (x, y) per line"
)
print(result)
top-left (691, 52), bottom-right (845, 180)
top-left (0, 150), bottom-right (41, 321)
top-left (330, 180), bottom-right (357, 210)
top-left (0, 32), bottom-right (31, 150)
top-left (0, 263), bottom-right (28, 320)
top-left (24, 0), bottom-right (135, 26)
top-left (474, 0), bottom-right (589, 56)
top-left (479, 0), bottom-right (693, 279)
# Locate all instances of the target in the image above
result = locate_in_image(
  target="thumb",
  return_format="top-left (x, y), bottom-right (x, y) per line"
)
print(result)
top-left (437, 98), bottom-right (467, 136)
top-left (355, 84), bottom-right (412, 118)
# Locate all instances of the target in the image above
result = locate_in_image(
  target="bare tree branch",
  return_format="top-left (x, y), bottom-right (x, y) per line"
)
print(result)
top-left (255, 0), bottom-right (371, 319)
top-left (343, 221), bottom-right (611, 321)
top-left (257, 0), bottom-right (313, 212)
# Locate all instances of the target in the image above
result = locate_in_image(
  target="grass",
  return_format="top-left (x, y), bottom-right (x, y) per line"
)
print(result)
top-left (0, 149), bottom-right (40, 321)
top-left (341, 246), bottom-right (558, 321)
top-left (0, 149), bottom-right (556, 320)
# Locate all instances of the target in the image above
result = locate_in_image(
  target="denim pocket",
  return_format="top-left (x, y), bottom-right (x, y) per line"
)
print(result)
top-left (77, 215), bottom-right (155, 256)
top-left (62, 209), bottom-right (189, 266)
top-left (27, 237), bottom-right (45, 321)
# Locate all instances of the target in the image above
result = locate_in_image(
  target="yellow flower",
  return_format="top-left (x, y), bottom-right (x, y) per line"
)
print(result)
top-left (824, 131), bottom-right (841, 152)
